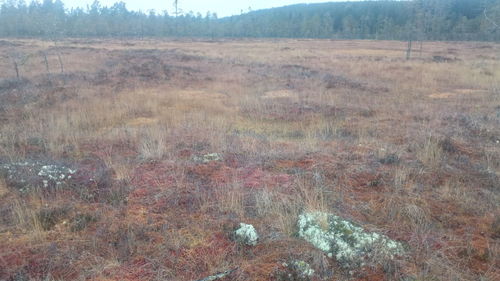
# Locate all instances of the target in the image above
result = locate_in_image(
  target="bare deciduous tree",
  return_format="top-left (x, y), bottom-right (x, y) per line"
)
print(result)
top-left (8, 51), bottom-right (31, 80)
top-left (173, 0), bottom-right (180, 35)
top-left (52, 39), bottom-right (64, 74)
top-left (173, 0), bottom-right (179, 18)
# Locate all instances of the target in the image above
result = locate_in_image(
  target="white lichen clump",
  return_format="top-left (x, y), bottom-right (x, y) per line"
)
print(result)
top-left (194, 153), bottom-right (223, 163)
top-left (283, 260), bottom-right (315, 278)
top-left (235, 223), bottom-right (259, 246)
top-left (38, 165), bottom-right (76, 181)
top-left (298, 212), bottom-right (404, 268)
top-left (1, 161), bottom-right (77, 192)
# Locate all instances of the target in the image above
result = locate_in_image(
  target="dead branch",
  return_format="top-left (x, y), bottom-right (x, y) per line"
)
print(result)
top-left (484, 8), bottom-right (499, 29)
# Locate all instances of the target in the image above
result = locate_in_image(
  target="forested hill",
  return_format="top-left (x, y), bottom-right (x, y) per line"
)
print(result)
top-left (0, 0), bottom-right (499, 41)
top-left (221, 0), bottom-right (500, 41)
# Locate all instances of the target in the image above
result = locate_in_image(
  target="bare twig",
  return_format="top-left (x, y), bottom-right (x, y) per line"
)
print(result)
top-left (484, 8), bottom-right (499, 29)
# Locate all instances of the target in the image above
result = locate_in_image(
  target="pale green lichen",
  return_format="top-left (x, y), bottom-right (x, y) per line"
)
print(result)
top-left (282, 260), bottom-right (315, 278)
top-left (235, 223), bottom-right (259, 246)
top-left (1, 161), bottom-right (76, 192)
top-left (193, 153), bottom-right (223, 163)
top-left (298, 212), bottom-right (404, 268)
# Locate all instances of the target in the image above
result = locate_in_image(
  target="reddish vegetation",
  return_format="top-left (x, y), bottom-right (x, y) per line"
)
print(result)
top-left (132, 161), bottom-right (177, 189)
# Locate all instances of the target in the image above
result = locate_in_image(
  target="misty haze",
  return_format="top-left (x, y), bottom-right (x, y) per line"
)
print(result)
top-left (0, 1), bottom-right (499, 281)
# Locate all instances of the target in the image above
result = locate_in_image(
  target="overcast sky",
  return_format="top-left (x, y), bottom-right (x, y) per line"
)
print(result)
top-left (61, 1), bottom-right (359, 17)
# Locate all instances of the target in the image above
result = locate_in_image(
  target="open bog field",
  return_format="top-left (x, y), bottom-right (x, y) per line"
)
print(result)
top-left (0, 38), bottom-right (499, 281)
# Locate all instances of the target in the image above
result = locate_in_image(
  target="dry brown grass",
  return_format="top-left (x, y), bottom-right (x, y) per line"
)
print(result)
top-left (0, 178), bottom-right (8, 198)
top-left (417, 137), bottom-right (443, 168)
top-left (0, 38), bottom-right (499, 281)
top-left (9, 197), bottom-right (45, 241)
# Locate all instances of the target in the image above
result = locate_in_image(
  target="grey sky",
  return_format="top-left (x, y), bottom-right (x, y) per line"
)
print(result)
top-left (61, 0), bottom-right (358, 17)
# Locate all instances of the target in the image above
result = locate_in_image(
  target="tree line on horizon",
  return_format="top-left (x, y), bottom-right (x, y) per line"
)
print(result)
top-left (0, 0), bottom-right (499, 41)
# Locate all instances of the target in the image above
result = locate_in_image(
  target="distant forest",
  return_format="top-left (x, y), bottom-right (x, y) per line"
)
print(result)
top-left (0, 0), bottom-right (499, 41)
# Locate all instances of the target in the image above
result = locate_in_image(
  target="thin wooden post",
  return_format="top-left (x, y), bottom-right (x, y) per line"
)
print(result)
top-left (43, 52), bottom-right (50, 75)
top-left (406, 39), bottom-right (412, 60)
top-left (57, 53), bottom-right (64, 73)
top-left (13, 61), bottom-right (19, 79)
